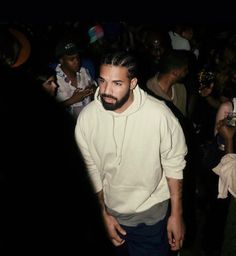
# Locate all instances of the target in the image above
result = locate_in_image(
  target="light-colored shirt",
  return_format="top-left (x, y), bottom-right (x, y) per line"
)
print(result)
top-left (75, 86), bottom-right (187, 214)
top-left (55, 64), bottom-right (93, 119)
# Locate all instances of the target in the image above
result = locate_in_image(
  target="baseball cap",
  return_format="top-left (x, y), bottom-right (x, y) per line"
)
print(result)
top-left (55, 40), bottom-right (79, 59)
top-left (88, 25), bottom-right (104, 44)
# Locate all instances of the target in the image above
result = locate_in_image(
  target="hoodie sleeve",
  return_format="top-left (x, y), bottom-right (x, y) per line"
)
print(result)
top-left (74, 113), bottom-right (102, 193)
top-left (160, 116), bottom-right (187, 179)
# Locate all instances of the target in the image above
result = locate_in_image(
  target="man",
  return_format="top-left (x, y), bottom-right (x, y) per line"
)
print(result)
top-left (75, 51), bottom-right (187, 255)
top-left (137, 28), bottom-right (172, 87)
top-left (146, 50), bottom-right (198, 252)
top-left (146, 50), bottom-right (189, 116)
top-left (55, 39), bottom-right (95, 119)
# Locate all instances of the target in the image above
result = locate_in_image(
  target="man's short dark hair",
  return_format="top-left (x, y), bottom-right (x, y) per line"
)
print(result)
top-left (159, 49), bottom-right (189, 74)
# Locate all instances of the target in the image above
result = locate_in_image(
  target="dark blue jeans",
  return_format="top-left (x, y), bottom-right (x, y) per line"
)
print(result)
top-left (114, 215), bottom-right (169, 256)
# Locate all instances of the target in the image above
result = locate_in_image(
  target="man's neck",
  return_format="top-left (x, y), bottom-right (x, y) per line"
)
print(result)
top-left (157, 75), bottom-right (173, 97)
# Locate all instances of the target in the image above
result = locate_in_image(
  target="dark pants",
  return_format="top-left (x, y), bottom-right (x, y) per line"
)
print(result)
top-left (113, 215), bottom-right (169, 256)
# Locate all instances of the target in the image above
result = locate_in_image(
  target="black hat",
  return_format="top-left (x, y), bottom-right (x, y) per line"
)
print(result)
top-left (55, 40), bottom-right (79, 59)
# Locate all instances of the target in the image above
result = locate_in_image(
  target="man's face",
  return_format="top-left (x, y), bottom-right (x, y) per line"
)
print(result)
top-left (60, 54), bottom-right (80, 73)
top-left (175, 65), bottom-right (189, 83)
top-left (42, 76), bottom-right (58, 96)
top-left (98, 64), bottom-right (137, 112)
top-left (149, 39), bottom-right (165, 62)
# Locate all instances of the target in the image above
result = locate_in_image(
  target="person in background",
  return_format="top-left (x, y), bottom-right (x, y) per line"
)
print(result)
top-left (135, 27), bottom-right (172, 87)
top-left (168, 25), bottom-right (191, 51)
top-left (35, 65), bottom-right (58, 96)
top-left (214, 119), bottom-right (236, 256)
top-left (199, 85), bottom-right (236, 256)
top-left (200, 117), bottom-right (236, 256)
top-left (214, 82), bottom-right (236, 134)
top-left (75, 51), bottom-right (187, 256)
top-left (146, 50), bottom-right (198, 254)
top-left (54, 39), bottom-right (95, 119)
top-left (146, 49), bottom-right (189, 116)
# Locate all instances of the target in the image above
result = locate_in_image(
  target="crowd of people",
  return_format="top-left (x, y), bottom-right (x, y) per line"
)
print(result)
top-left (1, 21), bottom-right (236, 256)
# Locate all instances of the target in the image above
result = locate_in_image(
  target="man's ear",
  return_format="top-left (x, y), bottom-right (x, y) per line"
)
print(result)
top-left (130, 77), bottom-right (138, 90)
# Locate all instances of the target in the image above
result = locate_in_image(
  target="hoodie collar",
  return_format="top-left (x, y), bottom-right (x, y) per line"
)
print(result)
top-left (94, 85), bottom-right (147, 117)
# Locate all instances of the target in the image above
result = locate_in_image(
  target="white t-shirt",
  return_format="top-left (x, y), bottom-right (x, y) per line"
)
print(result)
top-left (168, 31), bottom-right (191, 51)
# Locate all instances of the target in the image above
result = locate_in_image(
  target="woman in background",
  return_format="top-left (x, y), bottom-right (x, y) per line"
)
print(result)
top-left (35, 65), bottom-right (58, 96)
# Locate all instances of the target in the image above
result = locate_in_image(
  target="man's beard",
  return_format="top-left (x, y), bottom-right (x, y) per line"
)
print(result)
top-left (100, 89), bottom-right (130, 111)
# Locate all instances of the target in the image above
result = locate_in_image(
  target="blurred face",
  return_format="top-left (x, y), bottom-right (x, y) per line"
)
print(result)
top-left (222, 47), bottom-right (235, 64)
top-left (176, 65), bottom-right (189, 82)
top-left (42, 76), bottom-right (58, 96)
top-left (60, 54), bottom-right (80, 73)
top-left (149, 39), bottom-right (166, 62)
top-left (182, 28), bottom-right (193, 41)
top-left (98, 64), bottom-right (137, 113)
top-left (179, 65), bottom-right (189, 78)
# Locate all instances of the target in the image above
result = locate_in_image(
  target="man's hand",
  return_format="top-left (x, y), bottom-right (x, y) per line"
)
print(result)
top-left (97, 190), bottom-right (126, 247)
top-left (103, 211), bottom-right (127, 246)
top-left (72, 87), bottom-right (93, 102)
top-left (167, 214), bottom-right (185, 251)
top-left (166, 177), bottom-right (185, 251)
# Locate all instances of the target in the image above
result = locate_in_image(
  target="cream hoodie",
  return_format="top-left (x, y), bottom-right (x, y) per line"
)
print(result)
top-left (75, 86), bottom-right (187, 214)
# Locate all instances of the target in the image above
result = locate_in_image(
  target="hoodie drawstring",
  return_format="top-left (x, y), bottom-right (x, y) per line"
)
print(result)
top-left (112, 116), bottom-right (128, 165)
